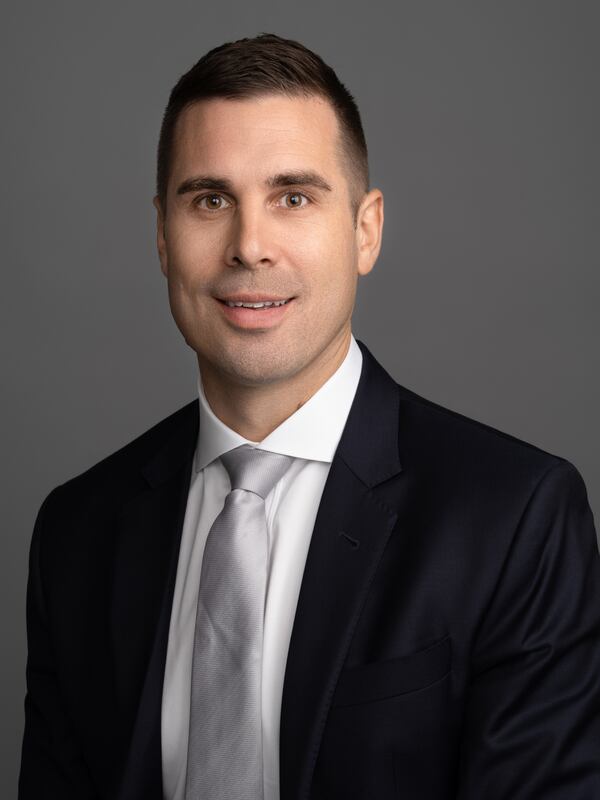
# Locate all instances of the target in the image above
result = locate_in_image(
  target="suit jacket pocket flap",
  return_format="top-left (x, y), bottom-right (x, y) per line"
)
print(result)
top-left (332, 635), bottom-right (451, 708)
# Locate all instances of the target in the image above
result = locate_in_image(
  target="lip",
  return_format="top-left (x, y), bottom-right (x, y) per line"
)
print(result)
top-left (215, 295), bottom-right (295, 330)
top-left (217, 294), bottom-right (293, 304)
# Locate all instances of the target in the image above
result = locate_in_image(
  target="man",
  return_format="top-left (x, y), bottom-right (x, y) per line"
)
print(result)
top-left (19, 33), bottom-right (600, 800)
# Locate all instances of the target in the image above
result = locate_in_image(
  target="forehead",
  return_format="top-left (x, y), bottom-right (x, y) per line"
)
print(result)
top-left (170, 94), bottom-right (344, 183)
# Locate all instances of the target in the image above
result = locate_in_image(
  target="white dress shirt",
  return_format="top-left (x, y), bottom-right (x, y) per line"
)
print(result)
top-left (161, 335), bottom-right (363, 800)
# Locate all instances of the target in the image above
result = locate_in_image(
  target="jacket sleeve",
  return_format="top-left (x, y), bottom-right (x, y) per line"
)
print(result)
top-left (457, 460), bottom-right (600, 798)
top-left (18, 490), bottom-right (97, 799)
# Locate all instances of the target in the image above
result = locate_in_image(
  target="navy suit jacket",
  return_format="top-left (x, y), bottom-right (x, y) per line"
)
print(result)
top-left (19, 341), bottom-right (600, 798)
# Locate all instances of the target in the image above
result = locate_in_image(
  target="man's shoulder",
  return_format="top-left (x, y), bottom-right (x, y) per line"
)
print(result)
top-left (400, 379), bottom-right (557, 454)
top-left (391, 377), bottom-right (572, 494)
top-left (42, 399), bottom-right (198, 516)
top-left (360, 342), bottom-right (565, 480)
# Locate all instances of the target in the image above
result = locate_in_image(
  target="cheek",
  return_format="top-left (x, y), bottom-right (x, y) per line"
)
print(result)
top-left (166, 225), bottom-right (224, 287)
top-left (286, 218), bottom-right (355, 272)
top-left (300, 231), bottom-right (357, 298)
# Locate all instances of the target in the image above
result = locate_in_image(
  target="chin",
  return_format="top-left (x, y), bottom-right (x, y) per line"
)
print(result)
top-left (208, 344), bottom-right (306, 388)
top-left (221, 361), bottom-right (295, 388)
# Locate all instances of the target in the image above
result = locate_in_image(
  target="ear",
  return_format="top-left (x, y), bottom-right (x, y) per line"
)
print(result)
top-left (153, 196), bottom-right (168, 277)
top-left (356, 188), bottom-right (384, 277)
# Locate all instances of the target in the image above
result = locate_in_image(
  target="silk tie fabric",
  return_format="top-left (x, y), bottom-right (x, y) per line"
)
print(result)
top-left (184, 444), bottom-right (293, 800)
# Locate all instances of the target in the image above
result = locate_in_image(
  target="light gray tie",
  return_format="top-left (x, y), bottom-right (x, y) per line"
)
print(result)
top-left (184, 444), bottom-right (293, 800)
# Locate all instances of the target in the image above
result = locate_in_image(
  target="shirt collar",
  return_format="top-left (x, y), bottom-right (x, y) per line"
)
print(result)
top-left (194, 335), bottom-right (363, 472)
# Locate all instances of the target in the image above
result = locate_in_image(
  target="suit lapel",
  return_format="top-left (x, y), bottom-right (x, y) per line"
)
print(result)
top-left (280, 341), bottom-right (404, 800)
top-left (111, 401), bottom-right (199, 799)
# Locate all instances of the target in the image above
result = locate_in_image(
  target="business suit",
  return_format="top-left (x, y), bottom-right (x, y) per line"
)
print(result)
top-left (19, 339), bottom-right (600, 799)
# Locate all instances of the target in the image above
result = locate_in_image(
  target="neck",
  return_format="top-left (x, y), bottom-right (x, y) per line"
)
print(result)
top-left (200, 331), bottom-right (352, 442)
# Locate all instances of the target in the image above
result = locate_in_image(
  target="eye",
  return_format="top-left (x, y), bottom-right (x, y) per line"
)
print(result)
top-left (194, 193), bottom-right (231, 211)
top-left (281, 192), bottom-right (310, 209)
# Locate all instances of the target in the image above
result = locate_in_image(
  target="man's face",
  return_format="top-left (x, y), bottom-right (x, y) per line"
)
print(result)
top-left (155, 93), bottom-right (382, 392)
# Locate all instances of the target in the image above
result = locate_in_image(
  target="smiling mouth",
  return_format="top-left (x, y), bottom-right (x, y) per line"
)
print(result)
top-left (217, 297), bottom-right (294, 309)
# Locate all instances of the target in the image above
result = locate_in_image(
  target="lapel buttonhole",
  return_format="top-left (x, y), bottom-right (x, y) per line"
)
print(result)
top-left (338, 531), bottom-right (360, 550)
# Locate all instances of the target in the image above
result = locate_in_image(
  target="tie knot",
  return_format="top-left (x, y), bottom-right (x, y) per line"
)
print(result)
top-left (221, 444), bottom-right (292, 499)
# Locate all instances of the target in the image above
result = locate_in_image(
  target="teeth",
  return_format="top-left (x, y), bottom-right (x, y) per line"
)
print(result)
top-left (225, 299), bottom-right (288, 308)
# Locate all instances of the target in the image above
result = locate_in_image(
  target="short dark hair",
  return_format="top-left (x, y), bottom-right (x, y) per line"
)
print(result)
top-left (156, 33), bottom-right (369, 219)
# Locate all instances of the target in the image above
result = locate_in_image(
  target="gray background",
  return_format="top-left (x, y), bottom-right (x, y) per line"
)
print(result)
top-left (2, 0), bottom-right (598, 792)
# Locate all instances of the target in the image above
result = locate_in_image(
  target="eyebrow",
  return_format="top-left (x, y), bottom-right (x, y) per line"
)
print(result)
top-left (176, 170), bottom-right (333, 196)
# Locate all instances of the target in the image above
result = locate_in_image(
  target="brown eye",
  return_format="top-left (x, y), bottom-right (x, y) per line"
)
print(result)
top-left (196, 194), bottom-right (230, 210)
top-left (205, 194), bottom-right (223, 209)
top-left (284, 192), bottom-right (307, 208)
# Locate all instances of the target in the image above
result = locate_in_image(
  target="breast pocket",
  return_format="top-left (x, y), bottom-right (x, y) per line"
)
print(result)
top-left (331, 635), bottom-right (452, 708)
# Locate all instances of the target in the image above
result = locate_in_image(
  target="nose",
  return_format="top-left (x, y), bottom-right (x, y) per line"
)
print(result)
top-left (224, 202), bottom-right (279, 269)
